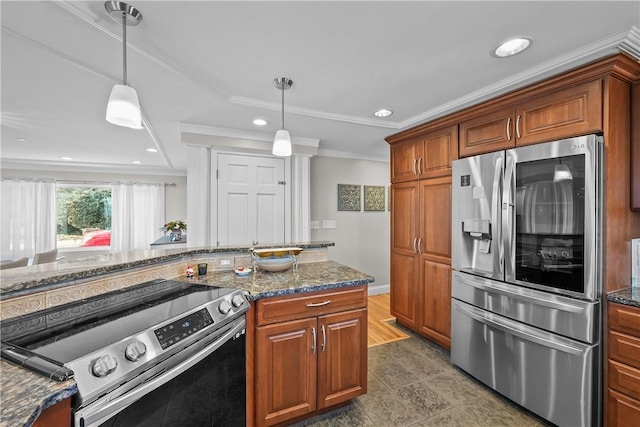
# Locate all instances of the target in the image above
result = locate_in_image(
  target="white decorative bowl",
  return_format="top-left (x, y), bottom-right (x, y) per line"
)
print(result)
top-left (255, 255), bottom-right (295, 272)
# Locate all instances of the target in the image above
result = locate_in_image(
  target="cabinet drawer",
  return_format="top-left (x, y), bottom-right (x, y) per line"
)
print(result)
top-left (609, 359), bottom-right (640, 401)
top-left (256, 286), bottom-right (367, 325)
top-left (609, 303), bottom-right (640, 337)
top-left (609, 331), bottom-right (640, 370)
top-left (607, 388), bottom-right (640, 427)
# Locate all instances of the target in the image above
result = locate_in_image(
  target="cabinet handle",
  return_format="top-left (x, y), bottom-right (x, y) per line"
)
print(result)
top-left (417, 158), bottom-right (422, 175)
top-left (321, 325), bottom-right (326, 352)
top-left (413, 237), bottom-right (418, 253)
top-left (417, 238), bottom-right (422, 255)
top-left (306, 300), bottom-right (331, 307)
top-left (413, 158), bottom-right (418, 175)
top-left (516, 115), bottom-right (521, 139)
top-left (506, 117), bottom-right (511, 141)
top-left (311, 327), bottom-right (316, 354)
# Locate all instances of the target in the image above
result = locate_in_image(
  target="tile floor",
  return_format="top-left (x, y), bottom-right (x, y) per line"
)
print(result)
top-left (292, 323), bottom-right (552, 427)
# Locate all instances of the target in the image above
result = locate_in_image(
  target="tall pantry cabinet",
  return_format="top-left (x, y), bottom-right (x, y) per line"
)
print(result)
top-left (388, 125), bottom-right (458, 349)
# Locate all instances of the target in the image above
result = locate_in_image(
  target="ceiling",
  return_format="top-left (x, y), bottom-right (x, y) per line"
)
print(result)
top-left (1, 1), bottom-right (639, 174)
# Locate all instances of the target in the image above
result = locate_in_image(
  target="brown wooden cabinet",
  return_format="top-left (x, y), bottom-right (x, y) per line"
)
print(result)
top-left (253, 286), bottom-right (367, 427)
top-left (460, 79), bottom-right (603, 157)
top-left (387, 53), bottom-right (640, 426)
top-left (33, 397), bottom-right (71, 427)
top-left (391, 125), bottom-right (458, 183)
top-left (389, 125), bottom-right (455, 349)
top-left (607, 302), bottom-right (640, 426)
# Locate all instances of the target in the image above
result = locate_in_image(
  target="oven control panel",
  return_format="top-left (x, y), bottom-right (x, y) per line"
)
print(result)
top-left (154, 308), bottom-right (214, 350)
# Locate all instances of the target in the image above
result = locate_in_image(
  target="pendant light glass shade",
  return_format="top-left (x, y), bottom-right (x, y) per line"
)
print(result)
top-left (272, 77), bottom-right (293, 157)
top-left (273, 129), bottom-right (292, 156)
top-left (106, 84), bottom-right (142, 128)
top-left (104, 1), bottom-right (143, 129)
top-left (553, 163), bottom-right (573, 182)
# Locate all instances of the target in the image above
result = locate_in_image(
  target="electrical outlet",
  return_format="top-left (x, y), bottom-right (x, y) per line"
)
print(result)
top-left (216, 258), bottom-right (233, 270)
top-left (310, 221), bottom-right (320, 229)
top-left (322, 220), bottom-right (336, 229)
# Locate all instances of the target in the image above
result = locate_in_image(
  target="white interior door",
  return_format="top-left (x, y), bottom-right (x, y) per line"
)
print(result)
top-left (217, 153), bottom-right (285, 246)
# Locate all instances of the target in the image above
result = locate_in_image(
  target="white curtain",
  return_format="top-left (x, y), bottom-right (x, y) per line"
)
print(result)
top-left (111, 182), bottom-right (165, 252)
top-left (0, 178), bottom-right (57, 259)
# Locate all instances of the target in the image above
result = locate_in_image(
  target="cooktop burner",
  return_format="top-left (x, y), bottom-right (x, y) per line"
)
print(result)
top-left (2, 279), bottom-right (229, 358)
top-left (0, 278), bottom-right (249, 398)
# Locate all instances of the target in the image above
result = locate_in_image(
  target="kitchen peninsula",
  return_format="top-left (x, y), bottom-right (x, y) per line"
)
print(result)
top-left (0, 242), bottom-right (374, 427)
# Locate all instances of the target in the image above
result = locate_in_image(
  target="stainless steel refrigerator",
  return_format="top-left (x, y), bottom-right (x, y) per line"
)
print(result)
top-left (450, 134), bottom-right (602, 426)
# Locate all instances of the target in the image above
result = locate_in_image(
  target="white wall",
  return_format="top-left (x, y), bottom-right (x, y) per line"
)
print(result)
top-left (310, 156), bottom-right (390, 293)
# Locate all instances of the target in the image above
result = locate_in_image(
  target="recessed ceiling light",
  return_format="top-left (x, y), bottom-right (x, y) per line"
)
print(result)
top-left (132, 160), bottom-right (142, 164)
top-left (61, 156), bottom-right (73, 161)
top-left (374, 109), bottom-right (393, 117)
top-left (493, 37), bottom-right (533, 58)
top-left (16, 137), bottom-right (27, 142)
top-left (253, 118), bottom-right (268, 126)
top-left (146, 148), bottom-right (158, 153)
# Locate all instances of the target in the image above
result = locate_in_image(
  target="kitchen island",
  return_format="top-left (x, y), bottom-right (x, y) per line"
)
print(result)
top-left (0, 243), bottom-right (373, 427)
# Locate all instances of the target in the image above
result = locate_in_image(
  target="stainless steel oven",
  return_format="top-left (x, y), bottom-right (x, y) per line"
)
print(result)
top-left (451, 134), bottom-right (602, 426)
top-left (1, 279), bottom-right (249, 427)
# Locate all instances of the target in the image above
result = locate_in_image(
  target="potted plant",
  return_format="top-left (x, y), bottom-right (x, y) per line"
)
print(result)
top-left (161, 220), bottom-right (187, 241)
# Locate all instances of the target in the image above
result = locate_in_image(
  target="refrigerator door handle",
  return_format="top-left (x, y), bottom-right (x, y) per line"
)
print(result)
top-left (491, 156), bottom-right (504, 275)
top-left (454, 273), bottom-right (585, 313)
top-left (502, 155), bottom-right (515, 279)
top-left (453, 301), bottom-right (585, 356)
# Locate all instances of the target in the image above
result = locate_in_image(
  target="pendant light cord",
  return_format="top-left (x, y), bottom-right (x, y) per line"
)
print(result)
top-left (122, 11), bottom-right (127, 85)
top-left (281, 84), bottom-right (285, 130)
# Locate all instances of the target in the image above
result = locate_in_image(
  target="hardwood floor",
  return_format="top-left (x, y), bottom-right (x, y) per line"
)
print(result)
top-left (368, 293), bottom-right (409, 347)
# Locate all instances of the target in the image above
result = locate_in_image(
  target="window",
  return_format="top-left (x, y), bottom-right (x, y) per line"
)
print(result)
top-left (56, 184), bottom-right (112, 248)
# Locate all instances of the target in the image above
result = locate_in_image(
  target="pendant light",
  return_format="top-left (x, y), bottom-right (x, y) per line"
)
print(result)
top-left (105, 1), bottom-right (143, 129)
top-left (272, 77), bottom-right (293, 157)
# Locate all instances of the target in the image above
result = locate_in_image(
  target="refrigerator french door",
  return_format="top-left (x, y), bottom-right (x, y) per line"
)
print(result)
top-left (451, 134), bottom-right (602, 427)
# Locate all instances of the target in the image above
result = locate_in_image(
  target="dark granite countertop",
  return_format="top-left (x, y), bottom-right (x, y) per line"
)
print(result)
top-left (0, 258), bottom-right (371, 427)
top-left (0, 361), bottom-right (77, 427)
top-left (178, 260), bottom-right (375, 300)
top-left (607, 287), bottom-right (640, 308)
top-left (0, 241), bottom-right (334, 298)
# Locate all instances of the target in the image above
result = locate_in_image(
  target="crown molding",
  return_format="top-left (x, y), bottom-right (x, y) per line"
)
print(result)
top-left (228, 96), bottom-right (400, 129)
top-left (316, 149), bottom-right (389, 163)
top-left (0, 158), bottom-right (186, 176)
top-left (180, 123), bottom-right (320, 148)
top-left (619, 26), bottom-right (640, 60)
top-left (397, 27), bottom-right (638, 129)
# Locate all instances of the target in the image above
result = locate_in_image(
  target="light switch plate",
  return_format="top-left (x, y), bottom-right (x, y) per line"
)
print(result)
top-left (310, 221), bottom-right (320, 229)
top-left (322, 220), bottom-right (336, 229)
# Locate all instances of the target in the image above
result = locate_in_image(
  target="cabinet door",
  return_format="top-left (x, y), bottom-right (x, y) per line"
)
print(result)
top-left (33, 398), bottom-right (71, 427)
top-left (419, 125), bottom-right (459, 179)
top-left (256, 318), bottom-right (317, 426)
top-left (515, 79), bottom-right (602, 147)
top-left (607, 388), bottom-right (640, 427)
top-left (418, 177), bottom-right (452, 259)
top-left (418, 260), bottom-right (451, 350)
top-left (391, 182), bottom-right (419, 255)
top-left (317, 308), bottom-right (368, 409)
top-left (459, 106), bottom-right (515, 157)
top-left (390, 251), bottom-right (418, 328)
top-left (391, 139), bottom-right (422, 183)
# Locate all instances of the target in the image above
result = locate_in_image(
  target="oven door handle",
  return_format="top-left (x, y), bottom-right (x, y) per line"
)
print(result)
top-left (76, 318), bottom-right (246, 427)
top-left (453, 301), bottom-right (585, 356)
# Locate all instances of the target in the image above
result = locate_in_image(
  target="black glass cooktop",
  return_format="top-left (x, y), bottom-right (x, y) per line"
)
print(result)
top-left (1, 279), bottom-right (232, 363)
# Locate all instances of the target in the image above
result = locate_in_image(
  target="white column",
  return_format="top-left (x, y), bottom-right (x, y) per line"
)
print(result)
top-left (291, 155), bottom-right (311, 242)
top-left (186, 145), bottom-right (211, 248)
